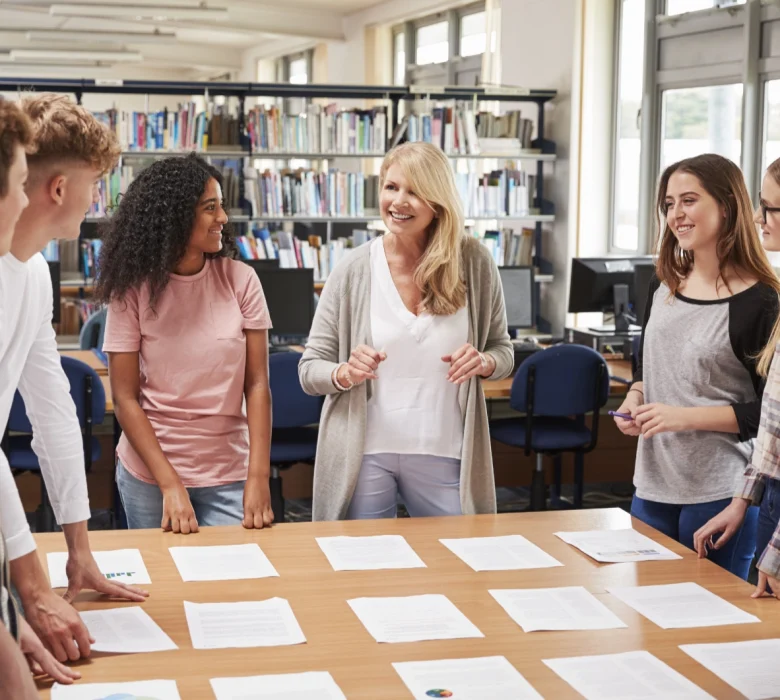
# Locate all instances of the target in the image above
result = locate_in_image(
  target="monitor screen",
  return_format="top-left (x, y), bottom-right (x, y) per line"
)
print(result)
top-left (247, 266), bottom-right (314, 338)
top-left (633, 261), bottom-right (656, 326)
top-left (47, 260), bottom-right (60, 324)
top-left (499, 266), bottom-right (534, 329)
top-left (568, 257), bottom-right (652, 314)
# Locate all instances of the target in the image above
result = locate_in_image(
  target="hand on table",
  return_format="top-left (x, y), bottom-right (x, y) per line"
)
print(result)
top-left (243, 476), bottom-right (274, 529)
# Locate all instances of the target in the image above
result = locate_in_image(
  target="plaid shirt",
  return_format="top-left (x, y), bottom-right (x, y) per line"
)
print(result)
top-left (736, 344), bottom-right (780, 579)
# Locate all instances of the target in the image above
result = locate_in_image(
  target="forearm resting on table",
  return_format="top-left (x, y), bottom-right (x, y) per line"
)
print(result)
top-left (114, 398), bottom-right (179, 489)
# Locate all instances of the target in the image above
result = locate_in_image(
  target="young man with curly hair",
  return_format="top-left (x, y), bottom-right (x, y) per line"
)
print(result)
top-left (0, 94), bottom-right (148, 669)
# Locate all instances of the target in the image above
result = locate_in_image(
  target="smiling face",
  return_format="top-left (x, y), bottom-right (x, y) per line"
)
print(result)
top-left (380, 163), bottom-right (436, 239)
top-left (188, 177), bottom-right (227, 255)
top-left (663, 170), bottom-right (725, 253)
top-left (755, 171), bottom-right (780, 252)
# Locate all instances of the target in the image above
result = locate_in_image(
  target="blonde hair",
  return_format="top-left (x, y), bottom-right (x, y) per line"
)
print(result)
top-left (758, 156), bottom-right (780, 375)
top-left (19, 93), bottom-right (120, 174)
top-left (380, 142), bottom-right (466, 316)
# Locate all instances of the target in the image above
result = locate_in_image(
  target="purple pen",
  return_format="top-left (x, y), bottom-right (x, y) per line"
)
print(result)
top-left (609, 410), bottom-right (633, 420)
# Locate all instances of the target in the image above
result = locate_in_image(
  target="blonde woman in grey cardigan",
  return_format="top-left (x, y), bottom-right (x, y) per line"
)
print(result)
top-left (299, 142), bottom-right (513, 520)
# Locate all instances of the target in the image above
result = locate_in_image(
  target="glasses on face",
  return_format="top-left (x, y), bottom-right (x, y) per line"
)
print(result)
top-left (759, 191), bottom-right (780, 223)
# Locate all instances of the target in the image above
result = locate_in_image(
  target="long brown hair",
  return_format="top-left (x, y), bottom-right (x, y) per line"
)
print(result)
top-left (654, 154), bottom-right (780, 375)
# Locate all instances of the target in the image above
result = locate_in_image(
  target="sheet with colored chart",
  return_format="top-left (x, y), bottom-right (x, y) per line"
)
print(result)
top-left (51, 679), bottom-right (181, 700)
top-left (47, 549), bottom-right (152, 588)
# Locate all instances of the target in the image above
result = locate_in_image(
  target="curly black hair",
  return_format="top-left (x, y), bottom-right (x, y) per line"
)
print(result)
top-left (95, 152), bottom-right (237, 308)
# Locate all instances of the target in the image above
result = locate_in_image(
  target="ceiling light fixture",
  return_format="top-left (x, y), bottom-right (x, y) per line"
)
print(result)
top-left (49, 4), bottom-right (229, 21)
top-left (10, 49), bottom-right (143, 62)
top-left (25, 29), bottom-right (177, 44)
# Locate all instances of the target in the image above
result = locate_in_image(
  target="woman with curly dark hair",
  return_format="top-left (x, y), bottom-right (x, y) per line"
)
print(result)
top-left (98, 153), bottom-right (274, 533)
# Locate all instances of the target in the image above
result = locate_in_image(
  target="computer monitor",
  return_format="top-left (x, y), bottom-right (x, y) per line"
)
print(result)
top-left (568, 257), bottom-right (651, 332)
top-left (47, 260), bottom-right (60, 324)
top-left (243, 258), bottom-right (280, 273)
top-left (633, 261), bottom-right (656, 327)
top-left (248, 266), bottom-right (315, 340)
top-left (498, 266), bottom-right (534, 329)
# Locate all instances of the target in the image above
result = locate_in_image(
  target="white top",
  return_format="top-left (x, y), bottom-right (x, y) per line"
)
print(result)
top-left (0, 253), bottom-right (90, 560)
top-left (363, 237), bottom-right (468, 459)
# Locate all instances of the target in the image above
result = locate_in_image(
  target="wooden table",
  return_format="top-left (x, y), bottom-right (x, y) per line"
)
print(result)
top-left (33, 509), bottom-right (780, 699)
top-left (60, 349), bottom-right (108, 376)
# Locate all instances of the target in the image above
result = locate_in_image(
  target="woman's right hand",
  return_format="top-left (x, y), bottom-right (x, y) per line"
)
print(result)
top-left (336, 345), bottom-right (387, 388)
top-left (614, 389), bottom-right (643, 437)
top-left (161, 481), bottom-right (199, 534)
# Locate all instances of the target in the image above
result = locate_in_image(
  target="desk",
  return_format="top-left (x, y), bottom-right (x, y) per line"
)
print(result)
top-left (483, 359), bottom-right (633, 401)
top-left (34, 509), bottom-right (780, 699)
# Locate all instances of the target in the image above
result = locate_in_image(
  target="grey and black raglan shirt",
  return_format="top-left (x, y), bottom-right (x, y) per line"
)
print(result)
top-left (634, 278), bottom-right (779, 504)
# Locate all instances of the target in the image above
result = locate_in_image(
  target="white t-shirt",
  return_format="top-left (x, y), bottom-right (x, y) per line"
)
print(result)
top-left (0, 253), bottom-right (90, 560)
top-left (363, 237), bottom-right (468, 459)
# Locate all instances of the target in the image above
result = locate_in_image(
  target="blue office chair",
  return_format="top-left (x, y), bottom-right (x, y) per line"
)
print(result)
top-left (79, 307), bottom-right (107, 350)
top-left (490, 344), bottom-right (610, 511)
top-left (4, 356), bottom-right (106, 532)
top-left (269, 351), bottom-right (323, 523)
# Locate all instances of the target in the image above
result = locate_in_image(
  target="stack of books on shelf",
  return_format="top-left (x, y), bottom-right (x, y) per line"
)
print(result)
top-left (476, 110), bottom-right (535, 149)
top-left (80, 240), bottom-right (102, 281)
top-left (243, 167), bottom-right (379, 219)
top-left (247, 104), bottom-right (388, 155)
top-left (456, 168), bottom-right (535, 218)
top-left (478, 227), bottom-right (535, 267)
top-left (55, 298), bottom-right (100, 336)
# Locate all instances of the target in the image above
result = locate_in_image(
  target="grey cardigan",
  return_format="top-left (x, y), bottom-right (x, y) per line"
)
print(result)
top-left (298, 235), bottom-right (514, 520)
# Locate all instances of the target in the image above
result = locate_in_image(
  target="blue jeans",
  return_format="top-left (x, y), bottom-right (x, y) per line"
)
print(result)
top-left (755, 478), bottom-right (780, 592)
top-left (631, 494), bottom-right (759, 580)
top-left (346, 453), bottom-right (462, 519)
top-left (116, 461), bottom-right (245, 529)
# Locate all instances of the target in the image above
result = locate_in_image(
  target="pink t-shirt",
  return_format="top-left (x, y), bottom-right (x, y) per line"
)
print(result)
top-left (103, 257), bottom-right (272, 487)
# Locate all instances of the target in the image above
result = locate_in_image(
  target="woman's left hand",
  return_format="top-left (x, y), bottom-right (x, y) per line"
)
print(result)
top-left (243, 476), bottom-right (274, 529)
top-left (634, 403), bottom-right (690, 438)
top-left (752, 570), bottom-right (780, 600)
top-left (442, 344), bottom-right (495, 385)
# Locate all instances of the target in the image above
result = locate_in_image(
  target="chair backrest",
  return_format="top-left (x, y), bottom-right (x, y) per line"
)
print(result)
top-left (509, 344), bottom-right (610, 417)
top-left (269, 351), bottom-right (324, 429)
top-left (631, 334), bottom-right (641, 376)
top-left (79, 307), bottom-right (107, 350)
top-left (7, 356), bottom-right (106, 433)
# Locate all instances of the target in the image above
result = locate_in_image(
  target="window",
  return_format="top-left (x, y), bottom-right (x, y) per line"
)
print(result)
top-left (660, 84), bottom-right (743, 168)
top-left (415, 20), bottom-right (449, 65)
top-left (460, 10), bottom-right (486, 57)
top-left (665, 0), bottom-right (744, 15)
top-left (288, 56), bottom-right (308, 85)
top-left (612, 0), bottom-right (646, 251)
top-left (763, 80), bottom-right (780, 172)
top-left (394, 31), bottom-right (406, 85)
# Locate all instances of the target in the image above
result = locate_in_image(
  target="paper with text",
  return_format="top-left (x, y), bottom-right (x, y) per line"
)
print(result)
top-left (554, 528), bottom-right (682, 563)
top-left (680, 639), bottom-right (780, 699)
top-left (315, 535), bottom-right (426, 571)
top-left (544, 650), bottom-right (714, 699)
top-left (80, 607), bottom-right (177, 653)
top-left (210, 671), bottom-right (347, 699)
top-left (439, 535), bottom-right (563, 571)
top-left (393, 656), bottom-right (543, 699)
top-left (48, 549), bottom-right (151, 588)
top-left (607, 582), bottom-right (760, 629)
top-left (490, 586), bottom-right (628, 631)
top-left (169, 543), bottom-right (278, 581)
top-left (52, 679), bottom-right (181, 700)
top-left (184, 598), bottom-right (306, 649)
top-left (348, 594), bottom-right (483, 643)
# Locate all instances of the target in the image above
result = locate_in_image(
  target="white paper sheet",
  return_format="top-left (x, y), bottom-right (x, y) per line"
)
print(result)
top-left (439, 535), bottom-right (563, 571)
top-left (51, 679), bottom-right (181, 700)
top-left (554, 528), bottom-right (682, 563)
top-left (607, 582), bottom-right (760, 629)
top-left (393, 656), bottom-right (543, 699)
top-left (543, 650), bottom-right (714, 699)
top-left (489, 586), bottom-right (628, 632)
top-left (47, 549), bottom-right (152, 588)
top-left (169, 543), bottom-right (278, 582)
top-left (210, 672), bottom-right (347, 699)
top-left (315, 535), bottom-right (426, 571)
top-left (680, 639), bottom-right (780, 700)
top-left (79, 607), bottom-right (177, 653)
top-left (347, 594), bottom-right (484, 643)
top-left (184, 598), bottom-right (306, 649)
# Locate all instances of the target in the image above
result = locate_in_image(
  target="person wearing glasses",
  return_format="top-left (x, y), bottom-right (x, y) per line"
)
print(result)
top-left (693, 156), bottom-right (780, 598)
top-left (613, 153), bottom-right (780, 579)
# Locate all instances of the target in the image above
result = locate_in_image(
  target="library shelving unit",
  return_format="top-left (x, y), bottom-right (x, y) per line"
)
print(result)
top-left (0, 78), bottom-right (558, 331)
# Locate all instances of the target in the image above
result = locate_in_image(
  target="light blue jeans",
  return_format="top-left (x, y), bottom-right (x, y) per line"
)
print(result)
top-left (116, 460), bottom-right (245, 529)
top-left (346, 453), bottom-right (462, 519)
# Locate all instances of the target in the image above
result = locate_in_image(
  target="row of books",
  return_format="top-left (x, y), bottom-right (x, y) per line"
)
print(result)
top-left (247, 104), bottom-right (388, 155)
top-left (54, 298), bottom-right (98, 336)
top-left (243, 168), bottom-right (380, 219)
top-left (476, 111), bottom-right (535, 147)
top-left (456, 168), bottom-right (536, 219)
top-left (481, 227), bottom-right (535, 268)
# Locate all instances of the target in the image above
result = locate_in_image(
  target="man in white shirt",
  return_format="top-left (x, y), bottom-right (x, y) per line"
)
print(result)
top-left (0, 94), bottom-right (148, 665)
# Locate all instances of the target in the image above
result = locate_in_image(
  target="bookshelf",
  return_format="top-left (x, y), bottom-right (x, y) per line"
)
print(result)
top-left (2, 78), bottom-right (558, 331)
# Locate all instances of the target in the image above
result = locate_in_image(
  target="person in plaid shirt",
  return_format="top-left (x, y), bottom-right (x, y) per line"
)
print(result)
top-left (694, 157), bottom-right (780, 599)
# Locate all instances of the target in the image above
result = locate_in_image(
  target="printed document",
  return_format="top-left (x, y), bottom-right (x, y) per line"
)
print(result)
top-left (169, 543), bottom-right (278, 581)
top-left (48, 549), bottom-right (151, 588)
top-left (554, 528), bottom-right (681, 563)
top-left (80, 607), bottom-right (177, 653)
top-left (439, 535), bottom-right (563, 571)
top-left (210, 672), bottom-right (347, 699)
top-left (315, 535), bottom-right (426, 571)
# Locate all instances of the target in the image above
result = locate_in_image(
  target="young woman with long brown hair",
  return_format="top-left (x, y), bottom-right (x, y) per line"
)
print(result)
top-left (614, 153), bottom-right (780, 579)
